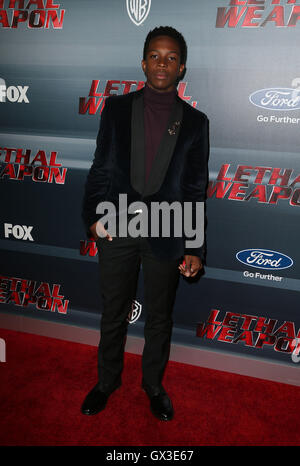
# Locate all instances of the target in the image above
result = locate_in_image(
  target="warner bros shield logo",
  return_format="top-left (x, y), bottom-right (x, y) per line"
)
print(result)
top-left (126, 0), bottom-right (151, 26)
top-left (127, 300), bottom-right (142, 324)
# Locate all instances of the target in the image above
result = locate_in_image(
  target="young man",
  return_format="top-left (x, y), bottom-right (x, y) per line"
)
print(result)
top-left (81, 26), bottom-right (209, 421)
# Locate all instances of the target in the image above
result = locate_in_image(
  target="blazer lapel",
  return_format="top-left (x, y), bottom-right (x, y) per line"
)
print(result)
top-left (130, 90), bottom-right (145, 195)
top-left (130, 90), bottom-right (183, 197)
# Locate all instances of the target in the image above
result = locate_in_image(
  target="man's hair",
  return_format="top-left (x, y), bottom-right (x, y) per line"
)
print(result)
top-left (143, 26), bottom-right (187, 66)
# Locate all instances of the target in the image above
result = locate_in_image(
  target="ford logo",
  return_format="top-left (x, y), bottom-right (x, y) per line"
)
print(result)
top-left (249, 88), bottom-right (300, 111)
top-left (236, 249), bottom-right (293, 270)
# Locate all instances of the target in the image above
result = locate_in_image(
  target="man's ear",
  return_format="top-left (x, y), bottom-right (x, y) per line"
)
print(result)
top-left (141, 59), bottom-right (146, 74)
top-left (179, 64), bottom-right (185, 77)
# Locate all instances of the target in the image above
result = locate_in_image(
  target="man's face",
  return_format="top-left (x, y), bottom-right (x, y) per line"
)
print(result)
top-left (142, 35), bottom-right (185, 93)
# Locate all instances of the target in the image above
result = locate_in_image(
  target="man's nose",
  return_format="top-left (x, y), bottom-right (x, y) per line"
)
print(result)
top-left (157, 57), bottom-right (168, 67)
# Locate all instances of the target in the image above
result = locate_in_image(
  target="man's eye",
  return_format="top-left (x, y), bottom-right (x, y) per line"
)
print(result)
top-left (150, 54), bottom-right (158, 59)
top-left (169, 56), bottom-right (176, 61)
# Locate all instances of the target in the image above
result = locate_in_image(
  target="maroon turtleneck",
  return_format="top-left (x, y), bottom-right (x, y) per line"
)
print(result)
top-left (144, 84), bottom-right (177, 184)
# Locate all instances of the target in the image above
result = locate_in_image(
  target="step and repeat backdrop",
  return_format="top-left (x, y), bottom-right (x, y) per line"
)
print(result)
top-left (1, 0), bottom-right (300, 368)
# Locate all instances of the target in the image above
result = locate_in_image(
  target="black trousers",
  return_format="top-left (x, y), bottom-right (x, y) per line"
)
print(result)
top-left (96, 233), bottom-right (181, 394)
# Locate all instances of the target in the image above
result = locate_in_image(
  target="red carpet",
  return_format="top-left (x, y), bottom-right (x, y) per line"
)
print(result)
top-left (0, 327), bottom-right (300, 446)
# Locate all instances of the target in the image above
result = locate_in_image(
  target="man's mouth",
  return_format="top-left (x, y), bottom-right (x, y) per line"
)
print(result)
top-left (155, 73), bottom-right (168, 80)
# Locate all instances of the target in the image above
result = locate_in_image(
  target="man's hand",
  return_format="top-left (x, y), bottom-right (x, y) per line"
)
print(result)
top-left (178, 255), bottom-right (203, 277)
top-left (90, 220), bottom-right (113, 242)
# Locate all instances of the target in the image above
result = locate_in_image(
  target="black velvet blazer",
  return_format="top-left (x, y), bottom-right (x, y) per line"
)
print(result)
top-left (82, 87), bottom-right (209, 261)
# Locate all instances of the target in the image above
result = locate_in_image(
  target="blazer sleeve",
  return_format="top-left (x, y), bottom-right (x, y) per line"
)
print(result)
top-left (81, 98), bottom-right (113, 237)
top-left (181, 114), bottom-right (209, 260)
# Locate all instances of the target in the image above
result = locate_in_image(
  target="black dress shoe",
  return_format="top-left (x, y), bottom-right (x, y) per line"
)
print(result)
top-left (142, 384), bottom-right (174, 421)
top-left (81, 383), bottom-right (120, 416)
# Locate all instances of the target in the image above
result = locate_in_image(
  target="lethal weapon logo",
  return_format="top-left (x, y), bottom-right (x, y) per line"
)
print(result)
top-left (0, 275), bottom-right (69, 314)
top-left (197, 309), bottom-right (300, 356)
top-left (0, 0), bottom-right (65, 29)
top-left (0, 147), bottom-right (67, 184)
top-left (80, 238), bottom-right (98, 256)
top-left (208, 164), bottom-right (300, 207)
top-left (79, 80), bottom-right (198, 115)
top-left (216, 0), bottom-right (300, 28)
